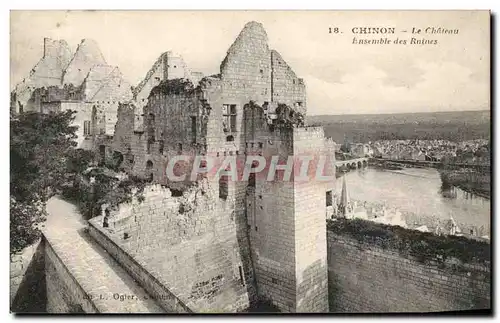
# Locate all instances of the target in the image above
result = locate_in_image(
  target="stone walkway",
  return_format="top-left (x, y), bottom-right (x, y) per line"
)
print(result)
top-left (44, 196), bottom-right (164, 313)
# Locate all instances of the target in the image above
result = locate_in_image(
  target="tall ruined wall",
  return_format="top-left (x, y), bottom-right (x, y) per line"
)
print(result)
top-left (81, 65), bottom-right (133, 103)
top-left (12, 37), bottom-right (131, 144)
top-left (250, 128), bottom-right (297, 312)
top-left (62, 39), bottom-right (107, 86)
top-left (12, 38), bottom-right (72, 113)
top-left (96, 181), bottom-right (255, 312)
top-left (133, 52), bottom-right (194, 109)
top-left (293, 127), bottom-right (332, 312)
top-left (327, 231), bottom-right (491, 313)
top-left (270, 50), bottom-right (306, 115)
top-left (111, 89), bottom-right (208, 190)
top-left (112, 20), bottom-right (308, 181)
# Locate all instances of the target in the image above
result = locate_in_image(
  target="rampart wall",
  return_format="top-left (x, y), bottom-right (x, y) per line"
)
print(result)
top-left (327, 230), bottom-right (490, 313)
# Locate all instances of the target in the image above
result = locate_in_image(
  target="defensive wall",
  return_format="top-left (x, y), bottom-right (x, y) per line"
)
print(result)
top-left (327, 219), bottom-right (490, 313)
top-left (10, 213), bottom-right (491, 313)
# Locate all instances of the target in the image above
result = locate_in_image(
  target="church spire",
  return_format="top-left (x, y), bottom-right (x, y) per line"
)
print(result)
top-left (339, 176), bottom-right (350, 217)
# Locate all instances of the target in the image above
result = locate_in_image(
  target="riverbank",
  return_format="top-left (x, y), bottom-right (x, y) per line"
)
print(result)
top-left (336, 167), bottom-right (490, 240)
top-left (367, 159), bottom-right (490, 199)
top-left (440, 170), bottom-right (490, 199)
top-left (369, 159), bottom-right (428, 171)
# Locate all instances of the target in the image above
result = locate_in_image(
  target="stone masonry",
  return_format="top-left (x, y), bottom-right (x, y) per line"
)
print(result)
top-left (327, 232), bottom-right (490, 312)
top-left (93, 21), bottom-right (335, 312)
top-left (11, 21), bottom-right (335, 313)
top-left (11, 38), bottom-right (133, 148)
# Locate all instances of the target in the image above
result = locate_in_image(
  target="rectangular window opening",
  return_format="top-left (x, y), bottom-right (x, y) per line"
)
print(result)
top-left (219, 176), bottom-right (228, 200)
top-left (326, 190), bottom-right (333, 207)
top-left (238, 266), bottom-right (245, 286)
top-left (83, 120), bottom-right (91, 136)
top-left (159, 140), bottom-right (164, 154)
top-left (222, 104), bottom-right (237, 133)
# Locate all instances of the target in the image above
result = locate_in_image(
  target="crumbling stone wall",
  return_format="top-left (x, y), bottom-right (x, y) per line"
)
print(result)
top-left (11, 38), bottom-right (72, 113)
top-left (111, 87), bottom-right (208, 190)
top-left (270, 50), bottom-right (306, 115)
top-left (132, 52), bottom-right (196, 113)
top-left (12, 37), bottom-right (132, 144)
top-left (113, 21), bottom-right (308, 181)
top-left (62, 39), bottom-right (107, 86)
top-left (327, 232), bottom-right (491, 313)
top-left (98, 180), bottom-right (253, 312)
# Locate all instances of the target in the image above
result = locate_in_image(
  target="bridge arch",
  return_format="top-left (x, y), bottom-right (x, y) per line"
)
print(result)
top-left (357, 161), bottom-right (362, 168)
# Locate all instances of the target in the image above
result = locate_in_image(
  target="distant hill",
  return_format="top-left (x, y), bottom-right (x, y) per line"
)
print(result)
top-left (307, 110), bottom-right (490, 143)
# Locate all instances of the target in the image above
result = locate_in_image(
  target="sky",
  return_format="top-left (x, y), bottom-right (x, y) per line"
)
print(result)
top-left (10, 10), bottom-right (490, 115)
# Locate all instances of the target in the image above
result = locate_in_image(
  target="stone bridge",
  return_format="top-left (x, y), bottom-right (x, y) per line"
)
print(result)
top-left (335, 157), bottom-right (369, 171)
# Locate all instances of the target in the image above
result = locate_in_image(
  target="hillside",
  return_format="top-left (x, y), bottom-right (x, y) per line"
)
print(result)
top-left (307, 110), bottom-right (491, 143)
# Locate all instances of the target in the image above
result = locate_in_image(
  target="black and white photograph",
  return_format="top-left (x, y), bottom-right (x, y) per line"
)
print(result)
top-left (9, 9), bottom-right (491, 314)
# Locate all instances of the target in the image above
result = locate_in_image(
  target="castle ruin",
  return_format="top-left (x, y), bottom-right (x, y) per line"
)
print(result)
top-left (12, 21), bottom-right (336, 313)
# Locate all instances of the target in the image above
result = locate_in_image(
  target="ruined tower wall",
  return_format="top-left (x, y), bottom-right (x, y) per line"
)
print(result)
top-left (133, 52), bottom-right (194, 106)
top-left (270, 50), bottom-right (307, 115)
top-left (212, 21), bottom-right (272, 151)
top-left (292, 127), bottom-right (331, 312)
top-left (250, 129), bottom-right (297, 312)
top-left (113, 92), bottom-right (208, 191)
top-left (62, 39), bottom-right (107, 86)
top-left (12, 38), bottom-right (72, 113)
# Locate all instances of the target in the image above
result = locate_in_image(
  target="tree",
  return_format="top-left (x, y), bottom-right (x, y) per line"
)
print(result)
top-left (10, 110), bottom-right (78, 254)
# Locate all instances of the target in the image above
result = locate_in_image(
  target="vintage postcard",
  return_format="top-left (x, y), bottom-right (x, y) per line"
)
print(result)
top-left (10, 10), bottom-right (491, 314)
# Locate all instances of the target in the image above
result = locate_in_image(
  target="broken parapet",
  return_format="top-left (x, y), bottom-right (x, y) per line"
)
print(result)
top-left (100, 179), bottom-right (215, 233)
top-left (100, 184), bottom-right (172, 232)
top-left (149, 78), bottom-right (196, 97)
top-left (268, 103), bottom-right (306, 129)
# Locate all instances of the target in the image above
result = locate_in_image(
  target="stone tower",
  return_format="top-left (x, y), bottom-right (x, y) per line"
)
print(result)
top-left (243, 104), bottom-right (333, 313)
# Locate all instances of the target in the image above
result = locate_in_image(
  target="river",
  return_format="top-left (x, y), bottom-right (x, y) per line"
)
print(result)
top-left (336, 167), bottom-right (491, 238)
